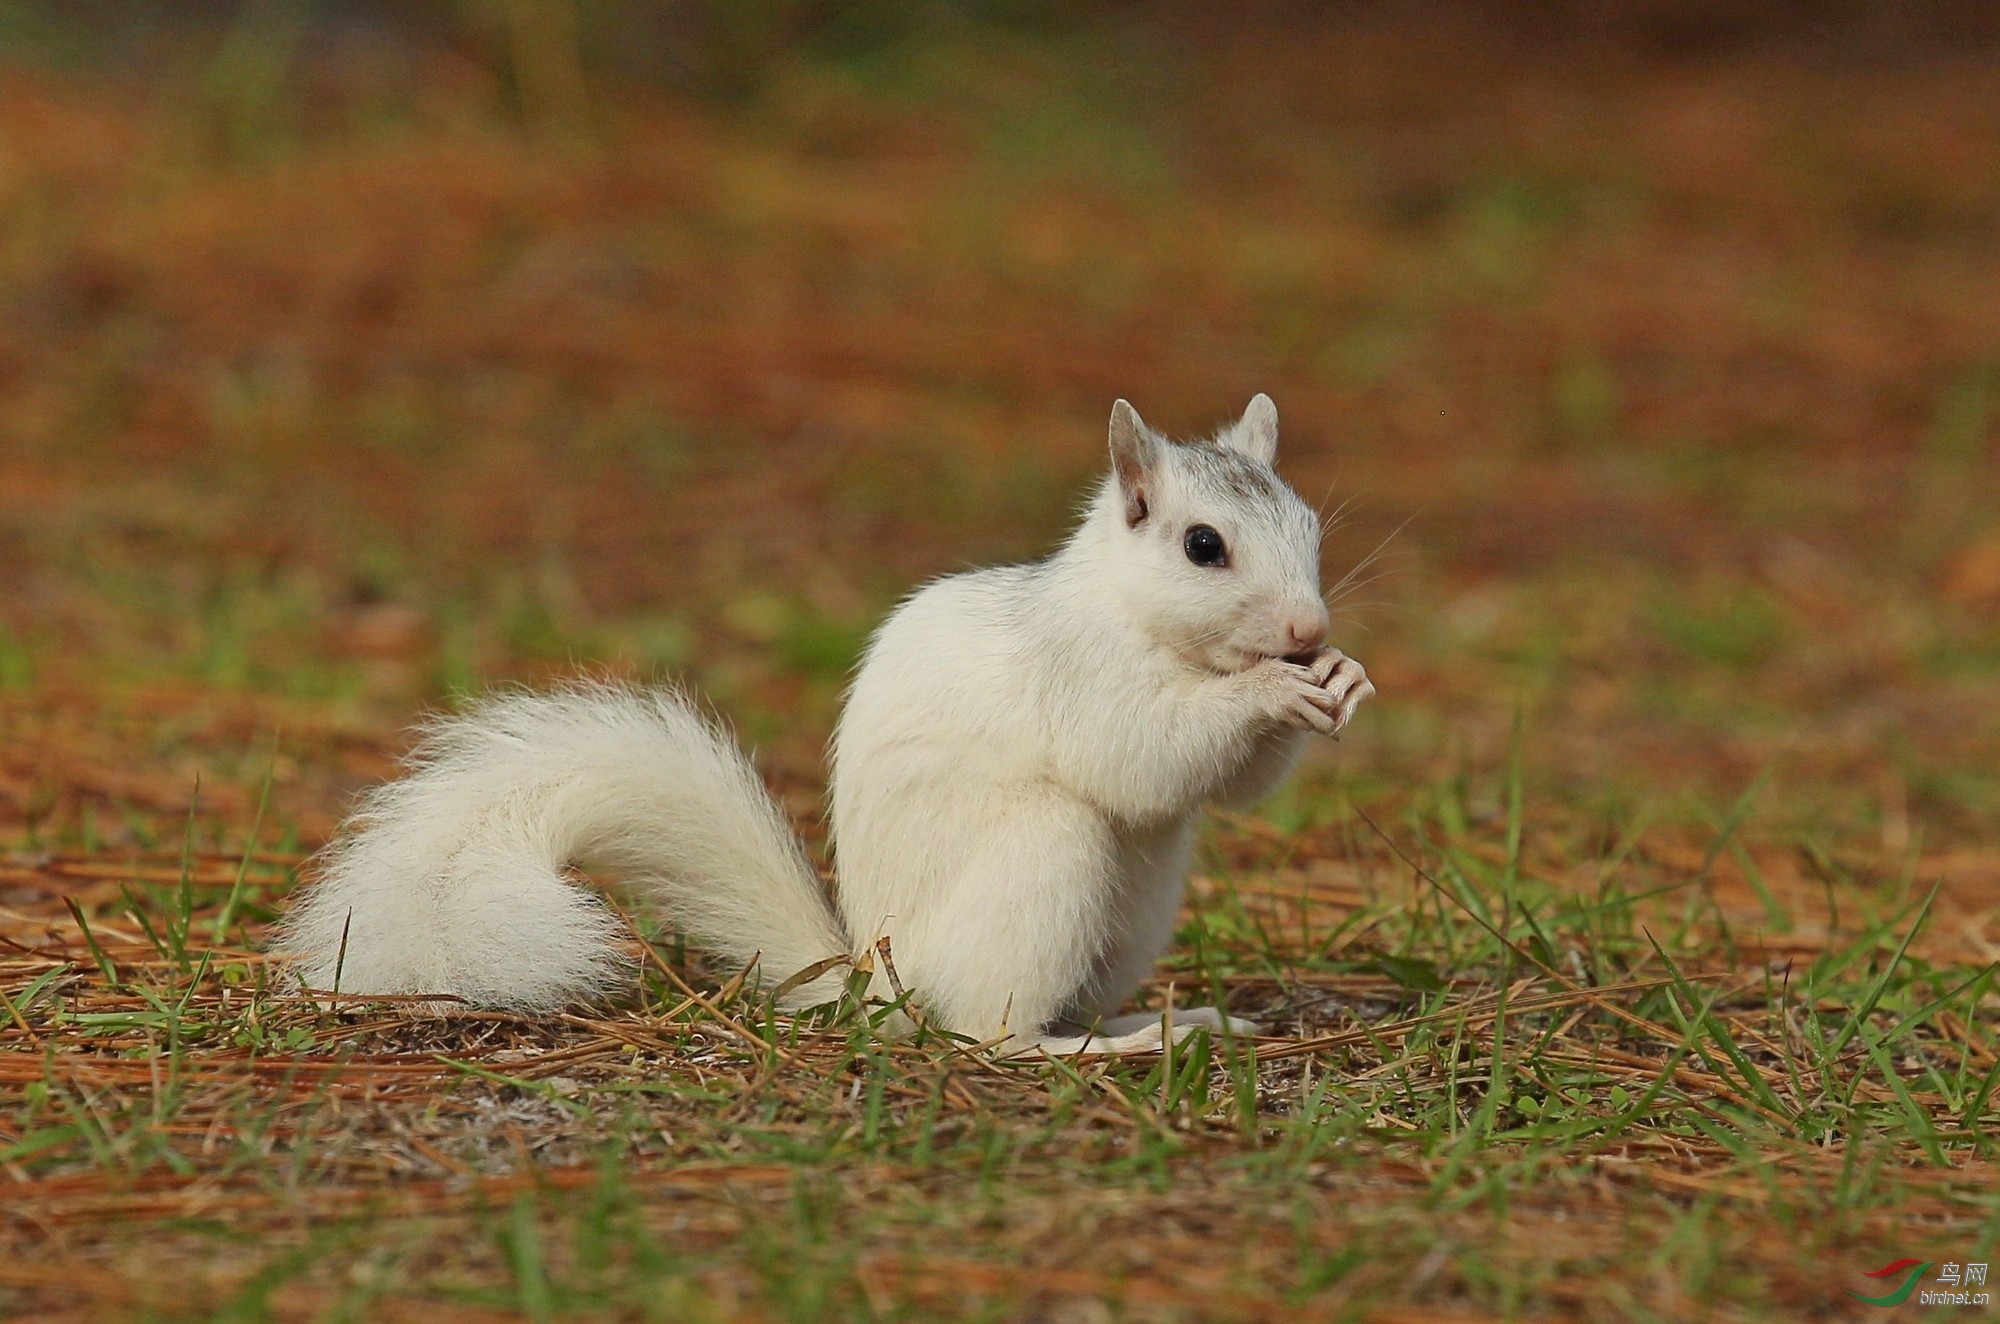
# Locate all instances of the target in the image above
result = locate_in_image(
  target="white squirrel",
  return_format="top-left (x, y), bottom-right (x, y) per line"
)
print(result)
top-left (274, 394), bottom-right (1374, 1055)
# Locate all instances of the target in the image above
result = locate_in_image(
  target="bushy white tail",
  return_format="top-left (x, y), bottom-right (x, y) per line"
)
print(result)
top-left (272, 683), bottom-right (851, 1012)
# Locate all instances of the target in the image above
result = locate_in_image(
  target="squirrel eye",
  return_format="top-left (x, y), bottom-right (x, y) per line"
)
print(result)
top-left (1183, 524), bottom-right (1227, 567)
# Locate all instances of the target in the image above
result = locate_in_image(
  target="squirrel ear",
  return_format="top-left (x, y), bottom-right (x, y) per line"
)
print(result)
top-left (1108, 399), bottom-right (1157, 527)
top-left (1224, 393), bottom-right (1279, 464)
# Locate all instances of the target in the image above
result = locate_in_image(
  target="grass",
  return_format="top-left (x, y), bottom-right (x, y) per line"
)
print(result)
top-left (2, 746), bottom-right (1995, 1319)
top-left (3, 3), bottom-right (2000, 1320)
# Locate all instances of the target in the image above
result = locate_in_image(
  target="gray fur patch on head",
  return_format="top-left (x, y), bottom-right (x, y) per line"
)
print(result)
top-left (1170, 440), bottom-right (1284, 504)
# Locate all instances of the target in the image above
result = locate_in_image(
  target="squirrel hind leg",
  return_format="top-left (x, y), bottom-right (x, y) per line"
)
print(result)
top-left (999, 1007), bottom-right (1262, 1058)
top-left (1095, 1006), bottom-right (1261, 1038)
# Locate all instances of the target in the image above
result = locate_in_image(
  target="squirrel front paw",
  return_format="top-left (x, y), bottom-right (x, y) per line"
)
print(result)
top-left (1307, 649), bottom-right (1374, 736)
top-left (1248, 656), bottom-right (1343, 735)
top-left (1250, 650), bottom-right (1374, 737)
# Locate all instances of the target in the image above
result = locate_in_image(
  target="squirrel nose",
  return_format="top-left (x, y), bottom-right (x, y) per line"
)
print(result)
top-left (1285, 612), bottom-right (1329, 656)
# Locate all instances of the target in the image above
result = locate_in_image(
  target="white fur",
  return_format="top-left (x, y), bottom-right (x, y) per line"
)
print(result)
top-left (272, 685), bottom-right (850, 1010)
top-left (274, 396), bottom-right (1375, 1054)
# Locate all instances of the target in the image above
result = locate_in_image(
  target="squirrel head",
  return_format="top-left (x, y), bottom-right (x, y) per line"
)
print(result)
top-left (1092, 395), bottom-right (1329, 674)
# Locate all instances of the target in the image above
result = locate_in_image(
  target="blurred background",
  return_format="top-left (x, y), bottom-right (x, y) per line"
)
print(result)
top-left (1, 1), bottom-right (1997, 875)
